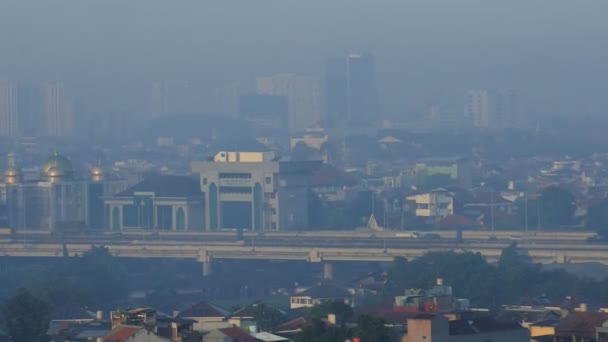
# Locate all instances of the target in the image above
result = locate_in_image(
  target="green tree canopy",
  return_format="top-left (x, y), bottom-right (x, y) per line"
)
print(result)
top-left (2, 288), bottom-right (50, 342)
top-left (538, 186), bottom-right (576, 227)
top-left (353, 315), bottom-right (391, 342)
top-left (586, 198), bottom-right (608, 237)
top-left (309, 300), bottom-right (354, 323)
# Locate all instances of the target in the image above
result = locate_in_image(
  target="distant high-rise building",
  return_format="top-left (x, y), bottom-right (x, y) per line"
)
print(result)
top-left (0, 81), bottom-right (19, 137)
top-left (256, 74), bottom-right (323, 133)
top-left (466, 89), bottom-right (517, 128)
top-left (324, 58), bottom-right (348, 125)
top-left (346, 53), bottom-right (379, 125)
top-left (42, 82), bottom-right (74, 137)
top-left (324, 53), bottom-right (379, 127)
top-left (17, 84), bottom-right (43, 136)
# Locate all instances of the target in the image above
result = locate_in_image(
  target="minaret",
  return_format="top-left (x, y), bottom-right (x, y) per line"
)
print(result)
top-left (4, 152), bottom-right (22, 184)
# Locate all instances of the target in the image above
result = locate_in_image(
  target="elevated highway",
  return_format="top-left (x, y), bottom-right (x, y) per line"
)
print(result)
top-left (0, 229), bottom-right (606, 275)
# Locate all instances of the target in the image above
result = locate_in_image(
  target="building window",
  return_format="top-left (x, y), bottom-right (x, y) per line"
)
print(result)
top-left (417, 203), bottom-right (429, 209)
top-left (203, 178), bottom-right (207, 185)
top-left (271, 222), bottom-right (277, 230)
top-left (219, 172), bottom-right (252, 179)
top-left (219, 186), bottom-right (252, 194)
top-left (271, 208), bottom-right (277, 215)
top-left (265, 176), bottom-right (271, 185)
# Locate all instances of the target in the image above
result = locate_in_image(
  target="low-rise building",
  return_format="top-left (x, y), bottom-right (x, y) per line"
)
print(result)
top-left (406, 189), bottom-right (454, 221)
top-left (290, 283), bottom-right (354, 309)
top-left (177, 301), bottom-right (230, 331)
top-left (104, 175), bottom-right (204, 231)
top-left (403, 315), bottom-right (529, 342)
top-left (191, 150), bottom-right (320, 231)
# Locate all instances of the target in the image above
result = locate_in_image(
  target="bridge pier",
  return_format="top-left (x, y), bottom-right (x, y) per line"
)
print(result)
top-left (202, 261), bottom-right (213, 276)
top-left (323, 262), bottom-right (333, 281)
top-left (198, 248), bottom-right (213, 276)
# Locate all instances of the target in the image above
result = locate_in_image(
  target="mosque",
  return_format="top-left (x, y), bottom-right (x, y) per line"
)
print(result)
top-left (0, 151), bottom-right (127, 231)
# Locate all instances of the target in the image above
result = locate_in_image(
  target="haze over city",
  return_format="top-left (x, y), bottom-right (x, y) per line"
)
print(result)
top-left (1, 2), bottom-right (608, 342)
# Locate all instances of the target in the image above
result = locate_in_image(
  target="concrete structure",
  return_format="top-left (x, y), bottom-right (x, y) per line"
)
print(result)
top-left (42, 81), bottom-right (74, 137)
top-left (403, 315), bottom-right (529, 342)
top-left (406, 190), bottom-right (454, 220)
top-left (177, 301), bottom-right (230, 331)
top-left (0, 81), bottom-right (19, 137)
top-left (290, 283), bottom-right (353, 309)
top-left (191, 151), bottom-right (320, 231)
top-left (256, 74), bottom-right (323, 133)
top-left (466, 89), bottom-right (517, 129)
top-left (104, 175), bottom-right (203, 231)
top-left (346, 53), bottom-right (378, 125)
top-left (3, 152), bottom-right (126, 231)
top-left (409, 158), bottom-right (473, 189)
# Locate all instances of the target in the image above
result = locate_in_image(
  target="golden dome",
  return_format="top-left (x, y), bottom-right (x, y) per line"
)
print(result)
top-left (41, 151), bottom-right (73, 179)
top-left (4, 166), bottom-right (20, 178)
top-left (90, 164), bottom-right (104, 181)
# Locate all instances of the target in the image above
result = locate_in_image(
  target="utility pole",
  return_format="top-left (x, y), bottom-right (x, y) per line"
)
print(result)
top-left (524, 195), bottom-right (528, 232)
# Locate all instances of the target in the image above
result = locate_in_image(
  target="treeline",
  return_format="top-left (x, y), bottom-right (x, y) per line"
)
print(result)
top-left (383, 243), bottom-right (608, 309)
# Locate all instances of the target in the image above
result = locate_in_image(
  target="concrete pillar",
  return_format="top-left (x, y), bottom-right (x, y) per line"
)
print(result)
top-left (323, 262), bottom-right (333, 281)
top-left (202, 260), bottom-right (213, 276)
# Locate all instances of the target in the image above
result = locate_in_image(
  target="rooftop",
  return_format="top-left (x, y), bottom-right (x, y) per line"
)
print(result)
top-left (116, 175), bottom-right (201, 198)
top-left (294, 282), bottom-right (352, 299)
top-left (178, 301), bottom-right (230, 318)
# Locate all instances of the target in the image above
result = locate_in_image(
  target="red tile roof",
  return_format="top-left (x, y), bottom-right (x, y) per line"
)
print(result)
top-left (555, 312), bottom-right (608, 338)
top-left (105, 326), bottom-right (142, 342)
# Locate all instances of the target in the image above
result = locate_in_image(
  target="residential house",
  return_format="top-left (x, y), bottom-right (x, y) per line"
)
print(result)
top-left (554, 311), bottom-right (608, 342)
top-left (290, 282), bottom-right (354, 309)
top-left (177, 301), bottom-right (230, 331)
top-left (403, 315), bottom-right (529, 342)
top-left (405, 189), bottom-right (454, 222)
top-left (228, 302), bottom-right (286, 332)
top-left (203, 327), bottom-right (257, 342)
top-left (105, 325), bottom-right (170, 342)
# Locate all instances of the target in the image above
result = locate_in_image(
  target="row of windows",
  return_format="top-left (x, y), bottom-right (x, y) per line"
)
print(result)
top-left (202, 175), bottom-right (273, 185)
top-left (219, 186), bottom-right (252, 194)
top-left (219, 172), bottom-right (252, 179)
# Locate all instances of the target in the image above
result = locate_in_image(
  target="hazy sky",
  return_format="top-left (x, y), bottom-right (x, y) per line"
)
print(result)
top-left (0, 0), bottom-right (606, 117)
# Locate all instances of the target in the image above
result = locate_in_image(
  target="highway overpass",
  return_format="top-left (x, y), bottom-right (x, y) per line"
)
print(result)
top-left (1, 230), bottom-right (607, 276)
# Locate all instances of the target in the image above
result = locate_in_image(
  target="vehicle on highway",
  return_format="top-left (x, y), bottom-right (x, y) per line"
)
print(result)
top-left (412, 231), bottom-right (441, 240)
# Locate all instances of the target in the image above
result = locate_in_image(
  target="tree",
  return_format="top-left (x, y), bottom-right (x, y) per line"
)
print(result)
top-left (309, 300), bottom-right (354, 323)
top-left (538, 186), bottom-right (576, 227)
top-left (586, 198), bottom-right (608, 237)
top-left (245, 304), bottom-right (285, 332)
top-left (2, 289), bottom-right (50, 342)
top-left (353, 315), bottom-right (391, 342)
top-left (294, 318), bottom-right (351, 342)
top-left (496, 243), bottom-right (539, 300)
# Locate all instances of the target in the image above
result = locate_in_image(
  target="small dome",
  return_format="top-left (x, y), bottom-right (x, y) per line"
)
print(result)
top-left (4, 166), bottom-right (20, 178)
top-left (91, 166), bottom-right (104, 176)
top-left (41, 151), bottom-right (74, 179)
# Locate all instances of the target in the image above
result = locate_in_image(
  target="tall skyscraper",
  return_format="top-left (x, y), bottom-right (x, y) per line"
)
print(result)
top-left (324, 53), bottom-right (379, 127)
top-left (0, 81), bottom-right (19, 137)
top-left (324, 58), bottom-right (348, 125)
top-left (42, 81), bottom-right (74, 137)
top-left (466, 89), bottom-right (517, 128)
top-left (256, 74), bottom-right (323, 133)
top-left (17, 84), bottom-right (43, 136)
top-left (346, 53), bottom-right (379, 125)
